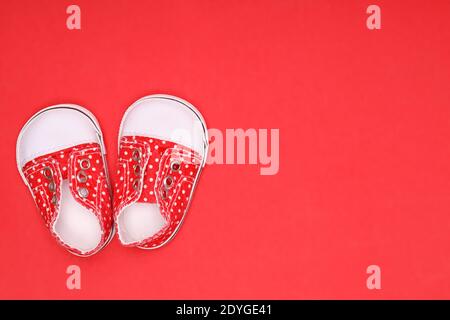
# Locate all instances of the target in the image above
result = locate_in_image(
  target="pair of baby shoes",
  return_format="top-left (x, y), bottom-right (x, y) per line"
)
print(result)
top-left (16, 94), bottom-right (208, 257)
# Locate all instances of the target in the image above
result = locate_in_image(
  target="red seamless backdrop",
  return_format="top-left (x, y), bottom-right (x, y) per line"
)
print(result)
top-left (0, 0), bottom-right (449, 299)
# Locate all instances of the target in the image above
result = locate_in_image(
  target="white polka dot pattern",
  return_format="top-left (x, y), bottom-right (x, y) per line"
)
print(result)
top-left (21, 143), bottom-right (113, 256)
top-left (114, 136), bottom-right (203, 248)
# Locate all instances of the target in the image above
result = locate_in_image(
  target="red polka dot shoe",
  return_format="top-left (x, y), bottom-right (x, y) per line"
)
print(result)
top-left (114, 94), bottom-right (208, 249)
top-left (16, 105), bottom-right (114, 257)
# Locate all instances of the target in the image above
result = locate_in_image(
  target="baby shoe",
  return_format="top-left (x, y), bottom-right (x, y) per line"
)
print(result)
top-left (114, 94), bottom-right (208, 249)
top-left (16, 105), bottom-right (114, 256)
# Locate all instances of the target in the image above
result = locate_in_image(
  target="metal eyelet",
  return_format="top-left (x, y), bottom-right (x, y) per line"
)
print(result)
top-left (48, 181), bottom-right (56, 192)
top-left (51, 195), bottom-right (58, 205)
top-left (42, 167), bottom-right (53, 180)
top-left (76, 170), bottom-right (88, 183)
top-left (163, 176), bottom-right (173, 189)
top-left (80, 158), bottom-right (91, 170)
top-left (170, 160), bottom-right (181, 172)
top-left (161, 189), bottom-right (167, 200)
top-left (132, 149), bottom-right (141, 161)
top-left (132, 179), bottom-right (140, 191)
top-left (133, 164), bottom-right (141, 175)
top-left (78, 187), bottom-right (89, 198)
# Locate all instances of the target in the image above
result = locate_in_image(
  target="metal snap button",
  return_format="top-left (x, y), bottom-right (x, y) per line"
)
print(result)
top-left (132, 148), bottom-right (141, 161)
top-left (170, 160), bottom-right (181, 172)
top-left (76, 170), bottom-right (88, 183)
top-left (163, 176), bottom-right (173, 189)
top-left (51, 195), bottom-right (58, 205)
top-left (80, 158), bottom-right (91, 170)
top-left (133, 164), bottom-right (141, 175)
top-left (42, 167), bottom-right (53, 180)
top-left (78, 187), bottom-right (89, 198)
top-left (132, 179), bottom-right (140, 191)
top-left (48, 181), bottom-right (56, 192)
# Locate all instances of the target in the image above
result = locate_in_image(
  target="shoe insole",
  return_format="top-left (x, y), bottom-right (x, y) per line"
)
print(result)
top-left (53, 181), bottom-right (102, 253)
top-left (117, 203), bottom-right (167, 245)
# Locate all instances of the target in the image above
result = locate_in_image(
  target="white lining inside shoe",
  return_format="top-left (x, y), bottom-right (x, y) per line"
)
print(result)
top-left (118, 203), bottom-right (166, 245)
top-left (17, 105), bottom-right (106, 254)
top-left (117, 95), bottom-right (208, 246)
top-left (52, 181), bottom-right (102, 252)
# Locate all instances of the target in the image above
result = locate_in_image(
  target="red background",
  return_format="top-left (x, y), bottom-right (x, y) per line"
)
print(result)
top-left (1, 0), bottom-right (449, 299)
